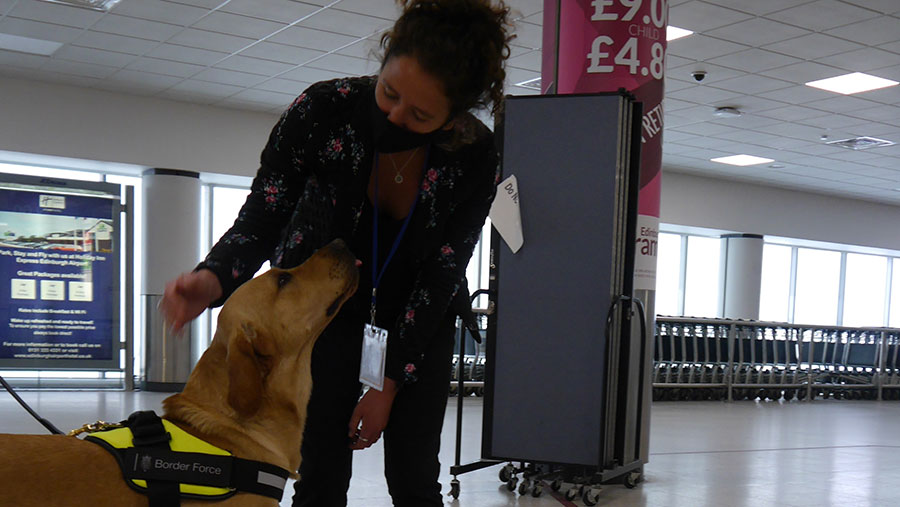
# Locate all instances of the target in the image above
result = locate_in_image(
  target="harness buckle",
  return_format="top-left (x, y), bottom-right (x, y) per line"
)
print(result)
top-left (67, 420), bottom-right (123, 437)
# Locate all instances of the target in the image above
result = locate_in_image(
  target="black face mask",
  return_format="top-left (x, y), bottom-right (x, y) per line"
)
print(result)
top-left (370, 90), bottom-right (450, 153)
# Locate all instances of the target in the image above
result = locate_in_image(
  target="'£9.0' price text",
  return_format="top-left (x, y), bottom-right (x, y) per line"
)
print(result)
top-left (586, 0), bottom-right (668, 80)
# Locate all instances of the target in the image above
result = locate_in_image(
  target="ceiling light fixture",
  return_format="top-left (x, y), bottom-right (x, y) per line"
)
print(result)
top-left (0, 33), bottom-right (63, 56)
top-left (38, 0), bottom-right (121, 11)
top-left (805, 72), bottom-right (899, 95)
top-left (667, 26), bottom-right (694, 41)
top-left (826, 136), bottom-right (896, 150)
top-left (713, 106), bottom-right (742, 118)
top-left (711, 155), bottom-right (775, 166)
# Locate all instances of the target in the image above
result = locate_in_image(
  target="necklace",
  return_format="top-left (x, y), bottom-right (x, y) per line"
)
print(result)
top-left (387, 147), bottom-right (420, 184)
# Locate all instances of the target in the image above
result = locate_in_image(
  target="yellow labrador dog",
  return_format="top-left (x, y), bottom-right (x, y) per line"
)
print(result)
top-left (0, 239), bottom-right (358, 507)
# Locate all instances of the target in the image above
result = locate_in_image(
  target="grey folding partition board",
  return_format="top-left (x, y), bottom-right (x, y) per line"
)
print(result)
top-left (484, 94), bottom-right (630, 466)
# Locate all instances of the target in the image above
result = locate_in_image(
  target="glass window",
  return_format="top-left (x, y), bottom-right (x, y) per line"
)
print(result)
top-left (655, 232), bottom-right (682, 316)
top-left (683, 236), bottom-right (721, 318)
top-left (889, 259), bottom-right (900, 327)
top-left (759, 244), bottom-right (792, 323)
top-left (793, 248), bottom-right (841, 326)
top-left (842, 253), bottom-right (887, 327)
top-left (209, 186), bottom-right (268, 340)
top-left (465, 218), bottom-right (492, 309)
top-left (211, 186), bottom-right (251, 245)
top-left (0, 163), bottom-right (103, 182)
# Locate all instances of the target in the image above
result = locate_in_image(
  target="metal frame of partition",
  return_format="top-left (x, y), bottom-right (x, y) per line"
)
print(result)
top-left (654, 316), bottom-right (900, 401)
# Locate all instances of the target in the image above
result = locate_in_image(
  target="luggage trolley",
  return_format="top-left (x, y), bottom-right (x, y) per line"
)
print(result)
top-left (446, 92), bottom-right (649, 503)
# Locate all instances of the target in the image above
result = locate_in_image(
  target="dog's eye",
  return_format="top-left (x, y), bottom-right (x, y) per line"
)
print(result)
top-left (277, 272), bottom-right (292, 288)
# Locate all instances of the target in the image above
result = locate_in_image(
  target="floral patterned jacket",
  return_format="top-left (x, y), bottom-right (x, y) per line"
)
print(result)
top-left (198, 76), bottom-right (499, 384)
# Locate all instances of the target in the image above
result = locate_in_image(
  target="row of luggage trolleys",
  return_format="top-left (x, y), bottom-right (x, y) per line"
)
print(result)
top-left (654, 316), bottom-right (900, 401)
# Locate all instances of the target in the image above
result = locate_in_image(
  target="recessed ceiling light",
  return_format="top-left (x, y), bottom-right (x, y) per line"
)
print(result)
top-left (0, 33), bottom-right (63, 56)
top-left (805, 72), bottom-right (899, 95)
top-left (711, 155), bottom-right (775, 166)
top-left (39, 0), bottom-right (121, 11)
top-left (667, 26), bottom-right (694, 41)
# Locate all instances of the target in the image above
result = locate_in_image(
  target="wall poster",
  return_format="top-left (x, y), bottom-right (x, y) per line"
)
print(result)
top-left (0, 175), bottom-right (121, 369)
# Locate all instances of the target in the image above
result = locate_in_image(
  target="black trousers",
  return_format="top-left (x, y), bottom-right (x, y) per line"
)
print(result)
top-left (292, 314), bottom-right (455, 507)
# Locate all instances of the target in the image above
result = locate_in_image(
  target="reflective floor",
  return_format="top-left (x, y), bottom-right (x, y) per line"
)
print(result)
top-left (2, 390), bottom-right (899, 506)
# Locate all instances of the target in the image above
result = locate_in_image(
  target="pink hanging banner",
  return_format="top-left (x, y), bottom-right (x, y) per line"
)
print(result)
top-left (543, 0), bottom-right (667, 290)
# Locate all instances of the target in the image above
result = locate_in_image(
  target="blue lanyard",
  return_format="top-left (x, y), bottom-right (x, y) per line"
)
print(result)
top-left (370, 148), bottom-right (427, 325)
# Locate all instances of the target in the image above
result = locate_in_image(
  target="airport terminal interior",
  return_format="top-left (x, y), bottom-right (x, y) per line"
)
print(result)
top-left (2, 0), bottom-right (900, 505)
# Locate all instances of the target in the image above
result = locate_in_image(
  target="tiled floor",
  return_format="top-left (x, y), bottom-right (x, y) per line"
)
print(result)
top-left (2, 390), bottom-right (899, 506)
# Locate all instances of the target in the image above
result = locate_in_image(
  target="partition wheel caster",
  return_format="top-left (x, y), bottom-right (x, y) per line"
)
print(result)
top-left (517, 479), bottom-right (530, 496)
top-left (499, 464), bottom-right (514, 483)
top-left (624, 472), bottom-right (641, 489)
top-left (449, 479), bottom-right (460, 499)
top-left (506, 477), bottom-right (518, 492)
top-left (583, 488), bottom-right (601, 506)
top-left (531, 483), bottom-right (543, 498)
top-left (564, 487), bottom-right (578, 501)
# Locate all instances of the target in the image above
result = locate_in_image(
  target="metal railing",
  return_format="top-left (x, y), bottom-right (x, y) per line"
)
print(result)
top-left (654, 316), bottom-right (900, 401)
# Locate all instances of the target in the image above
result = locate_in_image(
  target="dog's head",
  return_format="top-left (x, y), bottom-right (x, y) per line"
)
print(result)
top-left (216, 239), bottom-right (359, 417)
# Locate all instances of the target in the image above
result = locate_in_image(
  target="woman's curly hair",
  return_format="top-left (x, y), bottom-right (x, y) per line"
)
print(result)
top-left (380, 0), bottom-right (515, 118)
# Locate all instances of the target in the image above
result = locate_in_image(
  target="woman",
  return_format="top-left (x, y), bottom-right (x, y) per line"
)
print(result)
top-left (160, 1), bottom-right (513, 505)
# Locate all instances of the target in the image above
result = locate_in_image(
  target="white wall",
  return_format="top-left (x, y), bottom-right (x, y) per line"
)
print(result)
top-left (661, 171), bottom-right (900, 252)
top-left (0, 77), bottom-right (279, 178)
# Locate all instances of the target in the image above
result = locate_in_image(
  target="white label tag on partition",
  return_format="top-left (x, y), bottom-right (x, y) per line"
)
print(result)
top-left (360, 324), bottom-right (388, 391)
top-left (489, 175), bottom-right (524, 253)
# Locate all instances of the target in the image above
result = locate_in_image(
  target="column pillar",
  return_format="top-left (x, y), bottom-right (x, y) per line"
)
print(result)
top-left (721, 234), bottom-right (764, 320)
top-left (141, 168), bottom-right (201, 391)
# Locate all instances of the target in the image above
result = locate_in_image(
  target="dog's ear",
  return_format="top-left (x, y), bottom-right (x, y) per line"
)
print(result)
top-left (226, 322), bottom-right (276, 417)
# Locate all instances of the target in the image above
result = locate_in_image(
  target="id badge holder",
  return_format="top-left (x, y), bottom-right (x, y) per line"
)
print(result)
top-left (360, 323), bottom-right (388, 391)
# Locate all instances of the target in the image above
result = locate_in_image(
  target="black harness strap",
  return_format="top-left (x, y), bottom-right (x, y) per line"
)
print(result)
top-left (126, 411), bottom-right (179, 507)
top-left (231, 458), bottom-right (290, 499)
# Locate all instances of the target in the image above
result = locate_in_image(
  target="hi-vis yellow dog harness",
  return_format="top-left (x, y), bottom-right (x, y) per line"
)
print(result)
top-left (80, 411), bottom-right (289, 506)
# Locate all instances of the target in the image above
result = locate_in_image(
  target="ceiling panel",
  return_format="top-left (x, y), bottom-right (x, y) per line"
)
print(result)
top-left (145, 43), bottom-right (228, 66)
top-left (218, 0), bottom-right (320, 24)
top-left (191, 11), bottom-right (286, 40)
top-left (126, 56), bottom-right (203, 77)
top-left (10, 0), bottom-right (104, 28)
top-left (705, 18), bottom-right (809, 47)
top-left (825, 15), bottom-right (900, 46)
top-left (706, 48), bottom-right (802, 74)
top-left (110, 0), bottom-right (208, 26)
top-left (267, 25), bottom-right (358, 52)
top-left (70, 30), bottom-right (161, 55)
top-left (213, 54), bottom-right (294, 76)
top-left (89, 14), bottom-right (183, 42)
top-left (0, 15), bottom-right (84, 43)
top-left (167, 28), bottom-right (256, 53)
top-left (192, 66), bottom-right (266, 87)
top-left (765, 0), bottom-right (879, 31)
top-left (762, 33), bottom-right (865, 61)
top-left (52, 45), bottom-right (136, 68)
top-left (669, 0), bottom-right (753, 31)
top-left (297, 8), bottom-right (390, 38)
top-left (237, 41), bottom-right (324, 65)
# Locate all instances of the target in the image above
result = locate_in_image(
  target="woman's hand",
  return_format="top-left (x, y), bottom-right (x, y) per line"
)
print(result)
top-left (348, 377), bottom-right (399, 450)
top-left (159, 269), bottom-right (223, 335)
